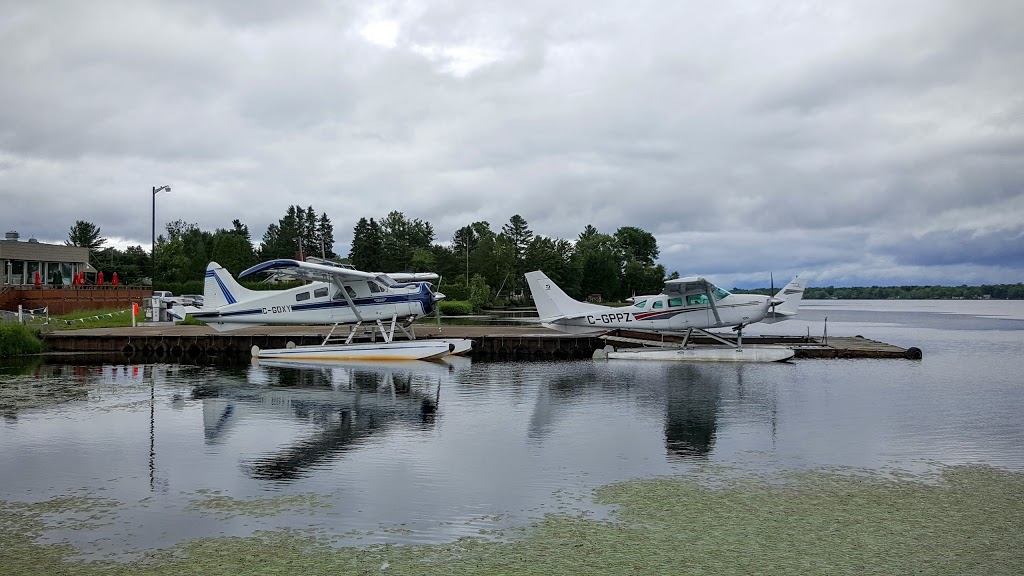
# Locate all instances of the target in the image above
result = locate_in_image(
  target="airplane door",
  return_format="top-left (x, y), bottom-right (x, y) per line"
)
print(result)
top-left (364, 280), bottom-right (398, 320)
top-left (331, 286), bottom-right (358, 323)
top-left (667, 296), bottom-right (713, 329)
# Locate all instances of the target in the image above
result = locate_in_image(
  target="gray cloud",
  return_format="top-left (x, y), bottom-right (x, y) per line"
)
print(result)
top-left (1, 0), bottom-right (1022, 288)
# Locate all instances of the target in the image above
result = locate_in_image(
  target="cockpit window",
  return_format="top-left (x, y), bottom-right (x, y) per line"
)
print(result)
top-left (652, 300), bottom-right (664, 309)
top-left (375, 274), bottom-right (396, 287)
top-left (367, 281), bottom-right (384, 294)
top-left (668, 297), bottom-right (683, 307)
top-left (634, 300), bottom-right (646, 309)
top-left (713, 287), bottom-right (730, 300)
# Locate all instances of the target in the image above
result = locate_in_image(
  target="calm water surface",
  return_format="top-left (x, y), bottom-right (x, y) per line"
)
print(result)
top-left (1, 299), bottom-right (1023, 556)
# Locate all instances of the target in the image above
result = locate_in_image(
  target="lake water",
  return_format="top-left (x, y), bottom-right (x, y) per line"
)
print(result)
top-left (2, 299), bottom-right (1023, 558)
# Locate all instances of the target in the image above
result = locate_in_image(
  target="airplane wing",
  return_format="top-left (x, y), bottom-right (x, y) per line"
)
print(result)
top-left (238, 259), bottom-right (378, 283)
top-left (387, 272), bottom-right (439, 283)
top-left (662, 276), bottom-right (714, 294)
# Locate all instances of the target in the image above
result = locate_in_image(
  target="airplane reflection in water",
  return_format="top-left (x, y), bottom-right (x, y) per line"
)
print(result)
top-left (196, 359), bottom-right (454, 482)
top-left (528, 363), bottom-right (775, 461)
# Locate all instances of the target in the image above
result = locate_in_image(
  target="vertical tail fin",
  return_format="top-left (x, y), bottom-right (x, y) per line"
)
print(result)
top-left (204, 262), bottom-right (257, 309)
top-left (525, 270), bottom-right (606, 321)
top-left (764, 277), bottom-right (807, 321)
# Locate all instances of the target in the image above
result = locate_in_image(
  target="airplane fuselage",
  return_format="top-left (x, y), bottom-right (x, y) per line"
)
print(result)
top-left (545, 294), bottom-right (772, 334)
top-left (191, 279), bottom-right (435, 328)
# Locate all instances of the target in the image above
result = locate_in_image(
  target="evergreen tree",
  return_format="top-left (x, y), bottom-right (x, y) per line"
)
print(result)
top-left (349, 217), bottom-right (384, 271)
top-left (260, 205), bottom-right (334, 260)
top-left (231, 219), bottom-right (251, 242)
top-left (66, 220), bottom-right (107, 254)
top-left (316, 212), bottom-right (335, 259)
top-left (500, 214), bottom-right (533, 295)
top-left (501, 214), bottom-right (533, 261)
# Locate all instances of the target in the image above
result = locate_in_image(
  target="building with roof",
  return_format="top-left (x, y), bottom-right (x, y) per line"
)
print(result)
top-left (1, 230), bottom-right (96, 286)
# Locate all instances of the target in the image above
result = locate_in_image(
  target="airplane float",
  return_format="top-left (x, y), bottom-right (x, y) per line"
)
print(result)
top-left (173, 259), bottom-right (472, 362)
top-left (524, 271), bottom-right (806, 362)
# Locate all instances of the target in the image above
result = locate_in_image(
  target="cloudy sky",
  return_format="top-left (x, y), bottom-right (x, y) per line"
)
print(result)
top-left (1, 0), bottom-right (1022, 287)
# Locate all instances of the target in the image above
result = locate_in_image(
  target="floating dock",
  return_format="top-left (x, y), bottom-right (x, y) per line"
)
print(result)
top-left (38, 325), bottom-right (922, 362)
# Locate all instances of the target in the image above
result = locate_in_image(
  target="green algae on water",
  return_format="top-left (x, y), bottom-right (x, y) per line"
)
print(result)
top-left (1, 465), bottom-right (1022, 575)
top-left (186, 490), bottom-right (333, 519)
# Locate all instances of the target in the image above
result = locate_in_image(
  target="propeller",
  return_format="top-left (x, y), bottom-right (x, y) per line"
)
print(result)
top-left (434, 276), bottom-right (444, 332)
top-left (767, 272), bottom-right (784, 318)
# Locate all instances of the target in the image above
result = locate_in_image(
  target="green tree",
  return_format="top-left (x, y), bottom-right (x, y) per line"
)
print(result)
top-left (622, 259), bottom-right (667, 299)
top-left (350, 217), bottom-right (385, 271)
top-left (231, 219), bottom-right (251, 242)
top-left (316, 212), bottom-right (336, 259)
top-left (155, 220), bottom-right (214, 283)
top-left (260, 205), bottom-right (334, 260)
top-left (378, 211), bottom-right (435, 271)
top-left (211, 230), bottom-right (256, 276)
top-left (500, 214), bottom-right (534, 295)
top-left (65, 221), bottom-right (107, 254)
top-left (573, 226), bottom-right (621, 300)
top-left (614, 226), bottom-right (659, 266)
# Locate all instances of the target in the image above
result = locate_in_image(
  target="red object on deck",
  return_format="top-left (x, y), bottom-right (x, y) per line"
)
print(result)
top-left (112, 272), bottom-right (119, 286)
top-left (97, 271), bottom-right (105, 285)
top-left (34, 271), bottom-right (41, 286)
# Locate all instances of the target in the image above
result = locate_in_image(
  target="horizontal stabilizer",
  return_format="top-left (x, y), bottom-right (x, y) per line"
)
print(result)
top-left (207, 321), bottom-right (264, 332)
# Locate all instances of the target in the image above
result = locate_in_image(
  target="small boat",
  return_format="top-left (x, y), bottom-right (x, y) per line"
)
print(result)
top-left (252, 340), bottom-right (454, 362)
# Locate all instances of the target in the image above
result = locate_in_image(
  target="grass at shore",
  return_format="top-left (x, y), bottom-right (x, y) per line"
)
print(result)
top-left (51, 308), bottom-right (142, 330)
top-left (0, 323), bottom-right (44, 357)
top-left (1, 464), bottom-right (1021, 575)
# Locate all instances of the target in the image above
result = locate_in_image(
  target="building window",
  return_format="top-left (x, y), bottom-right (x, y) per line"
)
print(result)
top-left (11, 260), bottom-right (24, 284)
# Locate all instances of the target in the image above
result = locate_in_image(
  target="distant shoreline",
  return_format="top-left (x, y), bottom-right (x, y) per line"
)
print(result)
top-left (777, 285), bottom-right (1023, 300)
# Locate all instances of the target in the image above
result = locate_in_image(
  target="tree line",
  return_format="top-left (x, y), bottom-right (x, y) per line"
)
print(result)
top-left (66, 215), bottom-right (1024, 304)
top-left (803, 284), bottom-right (1024, 300)
top-left (67, 209), bottom-right (668, 304)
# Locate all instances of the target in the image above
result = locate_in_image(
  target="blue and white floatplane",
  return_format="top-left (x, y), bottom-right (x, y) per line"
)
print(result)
top-left (173, 258), bottom-right (471, 362)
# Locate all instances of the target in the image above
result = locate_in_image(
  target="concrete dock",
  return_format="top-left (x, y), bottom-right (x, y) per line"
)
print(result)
top-left (39, 325), bottom-right (923, 362)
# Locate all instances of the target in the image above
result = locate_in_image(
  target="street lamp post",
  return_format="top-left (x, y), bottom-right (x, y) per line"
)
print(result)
top-left (151, 185), bottom-right (171, 285)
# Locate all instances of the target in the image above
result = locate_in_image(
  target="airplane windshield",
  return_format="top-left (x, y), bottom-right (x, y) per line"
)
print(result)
top-left (375, 274), bottom-right (396, 287)
top-left (713, 287), bottom-right (730, 300)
